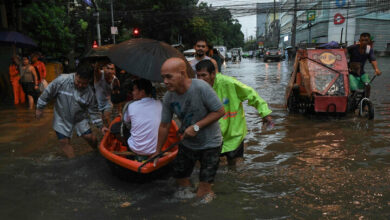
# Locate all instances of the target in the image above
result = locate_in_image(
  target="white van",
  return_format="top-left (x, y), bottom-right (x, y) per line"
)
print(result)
top-left (214, 46), bottom-right (227, 61)
top-left (183, 49), bottom-right (195, 61)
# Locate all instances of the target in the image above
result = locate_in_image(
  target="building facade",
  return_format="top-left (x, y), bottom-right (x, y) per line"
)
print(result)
top-left (279, 0), bottom-right (390, 53)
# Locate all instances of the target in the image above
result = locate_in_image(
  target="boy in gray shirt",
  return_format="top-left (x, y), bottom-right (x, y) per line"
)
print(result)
top-left (152, 58), bottom-right (225, 202)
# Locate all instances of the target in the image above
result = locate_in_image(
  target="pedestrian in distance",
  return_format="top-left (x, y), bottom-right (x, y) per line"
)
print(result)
top-left (9, 56), bottom-right (26, 105)
top-left (31, 52), bottom-right (48, 90)
top-left (196, 59), bottom-right (274, 166)
top-left (35, 63), bottom-right (108, 159)
top-left (20, 56), bottom-right (39, 109)
top-left (151, 57), bottom-right (225, 203)
top-left (189, 39), bottom-right (219, 74)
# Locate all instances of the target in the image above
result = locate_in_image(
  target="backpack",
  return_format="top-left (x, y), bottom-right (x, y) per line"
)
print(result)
top-left (120, 100), bottom-right (135, 139)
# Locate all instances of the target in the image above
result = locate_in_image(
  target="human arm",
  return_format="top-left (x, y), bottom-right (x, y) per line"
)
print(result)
top-left (151, 122), bottom-right (171, 157)
top-left (233, 79), bottom-right (272, 118)
top-left (87, 96), bottom-right (105, 133)
top-left (41, 62), bottom-right (47, 79)
top-left (183, 106), bottom-right (225, 138)
top-left (112, 77), bottom-right (120, 94)
top-left (30, 66), bottom-right (39, 90)
top-left (35, 76), bottom-right (62, 119)
top-left (371, 61), bottom-right (381, 76)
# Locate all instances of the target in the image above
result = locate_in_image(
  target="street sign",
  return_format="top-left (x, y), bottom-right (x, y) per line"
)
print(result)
top-left (307, 10), bottom-right (316, 22)
top-left (111, 26), bottom-right (118, 35)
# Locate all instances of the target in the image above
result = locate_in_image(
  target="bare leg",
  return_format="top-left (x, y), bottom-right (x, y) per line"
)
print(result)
top-left (176, 178), bottom-right (192, 187)
top-left (103, 110), bottom-right (111, 127)
top-left (196, 182), bottom-right (213, 198)
top-left (59, 138), bottom-right (75, 158)
top-left (27, 95), bottom-right (34, 109)
top-left (82, 133), bottom-right (98, 150)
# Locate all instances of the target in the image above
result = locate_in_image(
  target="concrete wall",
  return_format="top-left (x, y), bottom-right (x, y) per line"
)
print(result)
top-left (356, 18), bottom-right (390, 52)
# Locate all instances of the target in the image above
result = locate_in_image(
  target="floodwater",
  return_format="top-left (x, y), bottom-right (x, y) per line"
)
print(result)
top-left (1, 57), bottom-right (389, 219)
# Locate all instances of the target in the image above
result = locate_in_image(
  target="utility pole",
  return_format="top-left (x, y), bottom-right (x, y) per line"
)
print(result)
top-left (110, 0), bottom-right (115, 44)
top-left (345, 0), bottom-right (349, 45)
top-left (273, 0), bottom-right (276, 22)
top-left (291, 0), bottom-right (297, 49)
top-left (93, 1), bottom-right (101, 46)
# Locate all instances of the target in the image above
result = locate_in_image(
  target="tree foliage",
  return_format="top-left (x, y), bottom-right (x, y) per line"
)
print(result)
top-left (21, 0), bottom-right (244, 57)
top-left (22, 1), bottom-right (74, 57)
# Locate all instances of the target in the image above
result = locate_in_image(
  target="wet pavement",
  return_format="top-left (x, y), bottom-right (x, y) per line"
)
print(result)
top-left (1, 57), bottom-right (389, 219)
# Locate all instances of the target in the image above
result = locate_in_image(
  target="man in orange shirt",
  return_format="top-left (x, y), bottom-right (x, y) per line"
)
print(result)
top-left (9, 56), bottom-right (25, 105)
top-left (31, 53), bottom-right (47, 89)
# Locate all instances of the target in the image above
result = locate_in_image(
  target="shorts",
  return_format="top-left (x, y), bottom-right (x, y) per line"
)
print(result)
top-left (349, 73), bottom-right (370, 91)
top-left (55, 129), bottom-right (92, 140)
top-left (173, 144), bottom-right (221, 183)
top-left (21, 82), bottom-right (38, 97)
top-left (220, 141), bottom-right (244, 160)
top-left (98, 101), bottom-right (113, 113)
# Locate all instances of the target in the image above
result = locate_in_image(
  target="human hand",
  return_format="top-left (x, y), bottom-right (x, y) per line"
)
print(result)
top-left (101, 126), bottom-right (109, 134)
top-left (149, 151), bottom-right (161, 167)
top-left (34, 85), bottom-right (39, 90)
top-left (183, 125), bottom-right (197, 139)
top-left (262, 115), bottom-right (274, 130)
top-left (375, 68), bottom-right (382, 76)
top-left (35, 109), bottom-right (43, 119)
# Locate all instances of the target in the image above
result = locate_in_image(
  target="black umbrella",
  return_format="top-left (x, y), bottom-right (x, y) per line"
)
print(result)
top-left (0, 31), bottom-right (37, 48)
top-left (108, 38), bottom-right (193, 82)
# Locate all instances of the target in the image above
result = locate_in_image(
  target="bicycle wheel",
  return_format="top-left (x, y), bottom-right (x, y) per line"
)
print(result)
top-left (359, 99), bottom-right (374, 120)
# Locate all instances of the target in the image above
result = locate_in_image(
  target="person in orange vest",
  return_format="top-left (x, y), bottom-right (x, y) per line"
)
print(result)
top-left (31, 52), bottom-right (47, 89)
top-left (8, 56), bottom-right (25, 105)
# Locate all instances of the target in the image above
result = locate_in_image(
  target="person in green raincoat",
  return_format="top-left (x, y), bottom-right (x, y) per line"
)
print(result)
top-left (196, 60), bottom-right (273, 165)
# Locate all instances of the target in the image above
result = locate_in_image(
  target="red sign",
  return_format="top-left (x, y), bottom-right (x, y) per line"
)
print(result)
top-left (334, 13), bottom-right (345, 25)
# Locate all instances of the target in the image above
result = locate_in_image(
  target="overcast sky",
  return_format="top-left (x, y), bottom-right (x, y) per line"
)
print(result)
top-left (200, 0), bottom-right (276, 40)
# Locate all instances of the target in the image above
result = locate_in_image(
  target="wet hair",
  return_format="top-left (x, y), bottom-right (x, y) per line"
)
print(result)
top-left (195, 59), bottom-right (215, 74)
top-left (76, 62), bottom-right (94, 80)
top-left (360, 33), bottom-right (371, 38)
top-left (133, 78), bottom-right (153, 95)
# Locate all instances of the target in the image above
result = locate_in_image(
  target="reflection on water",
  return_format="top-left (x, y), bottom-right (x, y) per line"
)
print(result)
top-left (0, 58), bottom-right (389, 219)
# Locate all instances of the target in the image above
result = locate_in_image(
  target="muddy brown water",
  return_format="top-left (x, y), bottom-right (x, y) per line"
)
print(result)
top-left (0, 58), bottom-right (389, 219)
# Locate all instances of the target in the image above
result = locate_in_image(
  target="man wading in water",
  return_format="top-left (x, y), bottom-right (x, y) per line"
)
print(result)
top-left (151, 57), bottom-right (224, 203)
top-left (36, 63), bottom-right (108, 158)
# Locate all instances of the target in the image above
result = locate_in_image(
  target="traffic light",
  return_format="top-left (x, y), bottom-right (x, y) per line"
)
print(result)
top-left (92, 40), bottom-right (98, 48)
top-left (133, 28), bottom-right (140, 38)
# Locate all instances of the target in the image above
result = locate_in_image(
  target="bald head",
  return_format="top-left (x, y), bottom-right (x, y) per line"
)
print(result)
top-left (161, 57), bottom-right (187, 76)
top-left (161, 57), bottom-right (190, 93)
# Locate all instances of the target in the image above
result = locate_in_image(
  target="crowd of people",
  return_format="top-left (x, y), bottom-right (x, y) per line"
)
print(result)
top-left (8, 32), bottom-right (380, 203)
top-left (8, 52), bottom-right (47, 109)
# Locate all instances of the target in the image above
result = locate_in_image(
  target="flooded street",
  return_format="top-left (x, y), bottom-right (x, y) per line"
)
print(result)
top-left (1, 57), bottom-right (389, 219)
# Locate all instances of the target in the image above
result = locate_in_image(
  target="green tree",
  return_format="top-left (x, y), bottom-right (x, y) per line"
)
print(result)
top-left (22, 1), bottom-right (74, 57)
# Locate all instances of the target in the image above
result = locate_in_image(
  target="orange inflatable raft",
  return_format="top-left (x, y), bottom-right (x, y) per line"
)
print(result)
top-left (99, 117), bottom-right (180, 174)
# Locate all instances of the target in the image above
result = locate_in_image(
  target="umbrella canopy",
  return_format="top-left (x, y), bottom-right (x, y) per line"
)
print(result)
top-left (108, 38), bottom-right (193, 82)
top-left (0, 31), bottom-right (37, 48)
top-left (81, 44), bottom-right (114, 60)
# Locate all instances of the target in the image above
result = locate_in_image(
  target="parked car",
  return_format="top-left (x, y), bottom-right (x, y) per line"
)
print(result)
top-left (214, 46), bottom-right (227, 61)
top-left (226, 52), bottom-right (232, 60)
top-left (263, 47), bottom-right (284, 62)
top-left (183, 49), bottom-right (195, 61)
